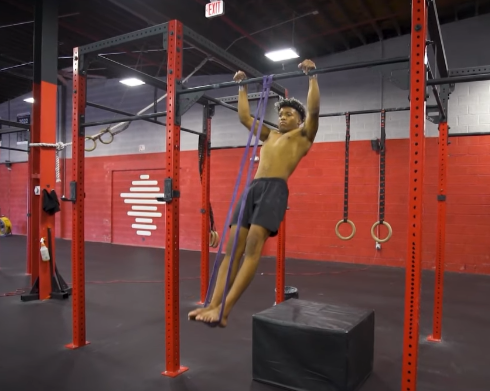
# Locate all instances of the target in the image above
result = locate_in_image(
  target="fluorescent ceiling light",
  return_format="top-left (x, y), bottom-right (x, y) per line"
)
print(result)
top-left (119, 78), bottom-right (145, 87)
top-left (265, 48), bottom-right (299, 62)
top-left (24, 97), bottom-right (34, 103)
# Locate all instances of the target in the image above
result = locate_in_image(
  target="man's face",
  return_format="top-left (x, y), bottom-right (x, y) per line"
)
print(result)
top-left (278, 106), bottom-right (301, 132)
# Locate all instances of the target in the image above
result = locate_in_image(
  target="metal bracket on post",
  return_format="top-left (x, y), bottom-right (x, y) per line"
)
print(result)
top-left (61, 181), bottom-right (77, 203)
top-left (78, 114), bottom-right (85, 137)
top-left (162, 25), bottom-right (168, 51)
top-left (202, 104), bottom-right (214, 156)
top-left (156, 178), bottom-right (180, 203)
top-left (427, 84), bottom-right (450, 125)
top-left (177, 85), bottom-right (205, 117)
top-left (427, 106), bottom-right (440, 124)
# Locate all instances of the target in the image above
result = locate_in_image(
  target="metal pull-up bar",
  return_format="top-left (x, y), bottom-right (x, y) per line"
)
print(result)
top-left (179, 56), bottom-right (410, 94)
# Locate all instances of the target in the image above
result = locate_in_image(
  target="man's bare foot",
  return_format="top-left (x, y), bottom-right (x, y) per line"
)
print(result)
top-left (188, 306), bottom-right (211, 321)
top-left (195, 305), bottom-right (228, 328)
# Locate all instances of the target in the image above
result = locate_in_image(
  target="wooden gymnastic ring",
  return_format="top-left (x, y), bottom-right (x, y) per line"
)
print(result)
top-left (84, 136), bottom-right (97, 152)
top-left (98, 128), bottom-right (115, 145)
top-left (213, 231), bottom-right (220, 248)
top-left (371, 221), bottom-right (393, 243)
top-left (335, 219), bottom-right (356, 240)
top-left (209, 231), bottom-right (216, 247)
top-left (209, 230), bottom-right (220, 248)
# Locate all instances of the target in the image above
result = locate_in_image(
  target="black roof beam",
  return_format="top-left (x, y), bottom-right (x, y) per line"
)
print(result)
top-left (357, 0), bottom-right (383, 41)
top-left (331, 0), bottom-right (367, 45)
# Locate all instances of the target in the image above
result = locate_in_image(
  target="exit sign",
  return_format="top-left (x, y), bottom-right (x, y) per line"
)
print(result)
top-left (205, 1), bottom-right (225, 18)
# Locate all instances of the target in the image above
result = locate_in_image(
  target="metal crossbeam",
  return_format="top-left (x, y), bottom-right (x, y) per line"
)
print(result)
top-left (0, 118), bottom-right (30, 130)
top-left (78, 23), bottom-right (169, 54)
top-left (180, 56), bottom-right (410, 94)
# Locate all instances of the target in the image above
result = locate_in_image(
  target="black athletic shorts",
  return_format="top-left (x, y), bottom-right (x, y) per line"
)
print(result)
top-left (230, 177), bottom-right (289, 237)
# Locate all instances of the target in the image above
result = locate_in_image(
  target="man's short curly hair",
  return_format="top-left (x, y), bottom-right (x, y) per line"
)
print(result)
top-left (274, 98), bottom-right (306, 122)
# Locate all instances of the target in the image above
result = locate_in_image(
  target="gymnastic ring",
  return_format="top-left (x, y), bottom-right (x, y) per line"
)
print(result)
top-left (84, 136), bottom-right (97, 152)
top-left (98, 128), bottom-right (114, 145)
top-left (371, 221), bottom-right (393, 243)
top-left (209, 230), bottom-right (220, 248)
top-left (335, 219), bottom-right (356, 240)
top-left (212, 231), bottom-right (220, 248)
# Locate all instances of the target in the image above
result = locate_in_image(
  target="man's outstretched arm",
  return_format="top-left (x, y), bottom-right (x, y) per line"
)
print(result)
top-left (300, 60), bottom-right (320, 142)
top-left (235, 71), bottom-right (271, 142)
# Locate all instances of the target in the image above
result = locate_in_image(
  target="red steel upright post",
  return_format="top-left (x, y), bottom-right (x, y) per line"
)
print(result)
top-left (66, 47), bottom-right (89, 350)
top-left (401, 1), bottom-right (427, 390)
top-left (162, 19), bottom-right (188, 378)
top-left (428, 121), bottom-right (448, 342)
top-left (200, 106), bottom-right (212, 304)
top-left (276, 211), bottom-right (286, 304)
top-left (28, 0), bottom-right (58, 297)
top-left (275, 89), bottom-right (288, 305)
top-left (28, 84), bottom-right (40, 280)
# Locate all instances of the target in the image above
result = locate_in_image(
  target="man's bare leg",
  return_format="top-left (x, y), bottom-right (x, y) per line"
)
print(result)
top-left (188, 225), bottom-right (248, 320)
top-left (197, 224), bottom-right (270, 327)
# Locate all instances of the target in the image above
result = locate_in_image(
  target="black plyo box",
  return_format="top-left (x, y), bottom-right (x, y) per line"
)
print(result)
top-left (252, 299), bottom-right (375, 391)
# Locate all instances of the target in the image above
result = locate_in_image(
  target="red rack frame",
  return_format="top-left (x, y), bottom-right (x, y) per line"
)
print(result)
top-left (66, 5), bottom-right (473, 385)
top-left (163, 20), bottom-right (188, 377)
top-left (66, 47), bottom-right (89, 350)
top-left (428, 121), bottom-right (448, 343)
top-left (401, 1), bottom-right (427, 389)
top-left (68, 18), bottom-right (288, 376)
top-left (200, 106), bottom-right (212, 304)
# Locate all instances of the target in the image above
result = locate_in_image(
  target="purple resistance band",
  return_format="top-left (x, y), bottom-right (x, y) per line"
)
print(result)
top-left (203, 75), bottom-right (274, 324)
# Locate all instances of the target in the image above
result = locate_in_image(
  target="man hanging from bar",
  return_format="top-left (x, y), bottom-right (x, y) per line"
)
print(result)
top-left (188, 59), bottom-right (320, 327)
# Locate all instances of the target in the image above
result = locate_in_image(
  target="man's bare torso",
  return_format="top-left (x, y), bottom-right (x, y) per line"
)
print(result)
top-left (254, 128), bottom-right (312, 181)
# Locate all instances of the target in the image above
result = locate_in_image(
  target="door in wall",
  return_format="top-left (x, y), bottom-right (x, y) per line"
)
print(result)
top-left (111, 169), bottom-right (166, 247)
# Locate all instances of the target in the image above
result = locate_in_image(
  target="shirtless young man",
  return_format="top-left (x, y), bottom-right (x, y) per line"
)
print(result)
top-left (188, 59), bottom-right (320, 327)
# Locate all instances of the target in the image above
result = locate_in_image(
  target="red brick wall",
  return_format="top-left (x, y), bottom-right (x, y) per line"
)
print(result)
top-left (1, 136), bottom-right (489, 274)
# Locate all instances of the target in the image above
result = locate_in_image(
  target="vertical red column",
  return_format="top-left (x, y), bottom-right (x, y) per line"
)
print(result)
top-left (275, 211), bottom-right (286, 304)
top-left (401, 1), bottom-right (427, 390)
top-left (428, 121), bottom-right (447, 342)
top-left (275, 89), bottom-right (288, 305)
top-left (66, 47), bottom-right (89, 350)
top-left (28, 0), bottom-right (59, 298)
top-left (200, 107), bottom-right (211, 304)
top-left (28, 85), bottom-right (40, 280)
top-left (162, 19), bottom-right (188, 378)
top-left (38, 82), bottom-right (58, 299)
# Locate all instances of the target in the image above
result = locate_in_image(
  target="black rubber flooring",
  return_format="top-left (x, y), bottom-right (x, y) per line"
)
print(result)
top-left (0, 235), bottom-right (489, 391)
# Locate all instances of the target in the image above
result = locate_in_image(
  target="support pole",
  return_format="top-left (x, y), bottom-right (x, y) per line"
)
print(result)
top-left (25, 0), bottom-right (58, 297)
top-left (428, 121), bottom-right (448, 342)
top-left (275, 210), bottom-right (286, 304)
top-left (401, 1), bottom-right (427, 390)
top-left (162, 19), bottom-right (189, 378)
top-left (66, 47), bottom-right (89, 349)
top-left (275, 87), bottom-right (288, 305)
top-left (200, 104), bottom-right (212, 304)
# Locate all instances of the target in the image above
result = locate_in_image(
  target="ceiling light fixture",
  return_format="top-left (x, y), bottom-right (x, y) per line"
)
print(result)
top-left (119, 78), bottom-right (145, 86)
top-left (23, 97), bottom-right (34, 103)
top-left (265, 48), bottom-right (299, 62)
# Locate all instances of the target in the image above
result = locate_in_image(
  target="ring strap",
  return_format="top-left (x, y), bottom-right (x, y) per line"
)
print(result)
top-left (343, 113), bottom-right (350, 222)
top-left (379, 110), bottom-right (386, 224)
